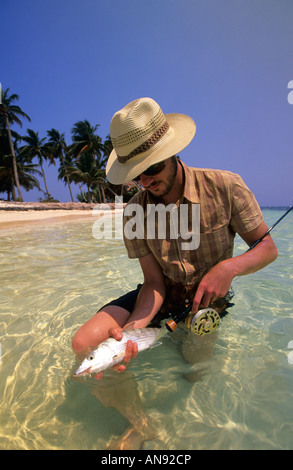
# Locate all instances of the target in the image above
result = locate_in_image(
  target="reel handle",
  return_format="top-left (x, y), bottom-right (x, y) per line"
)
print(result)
top-left (165, 319), bottom-right (178, 332)
top-left (165, 304), bottom-right (192, 332)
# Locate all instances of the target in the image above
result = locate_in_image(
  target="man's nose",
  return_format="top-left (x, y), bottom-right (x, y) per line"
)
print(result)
top-left (138, 174), bottom-right (155, 187)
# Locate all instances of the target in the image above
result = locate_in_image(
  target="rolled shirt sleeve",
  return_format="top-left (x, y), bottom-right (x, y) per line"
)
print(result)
top-left (230, 174), bottom-right (263, 234)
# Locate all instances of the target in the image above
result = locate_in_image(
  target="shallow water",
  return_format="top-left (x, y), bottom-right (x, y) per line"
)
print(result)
top-left (0, 208), bottom-right (292, 450)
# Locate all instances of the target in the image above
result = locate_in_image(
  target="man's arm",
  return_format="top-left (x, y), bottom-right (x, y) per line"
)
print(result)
top-left (124, 253), bottom-right (166, 329)
top-left (192, 221), bottom-right (278, 312)
top-left (109, 253), bottom-right (166, 371)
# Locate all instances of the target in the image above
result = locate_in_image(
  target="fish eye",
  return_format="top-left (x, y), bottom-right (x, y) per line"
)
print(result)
top-left (88, 354), bottom-right (95, 361)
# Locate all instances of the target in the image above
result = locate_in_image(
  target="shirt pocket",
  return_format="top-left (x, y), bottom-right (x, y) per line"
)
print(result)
top-left (190, 223), bottom-right (235, 268)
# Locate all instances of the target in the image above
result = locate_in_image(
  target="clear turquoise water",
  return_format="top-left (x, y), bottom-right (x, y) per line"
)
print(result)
top-left (0, 208), bottom-right (292, 450)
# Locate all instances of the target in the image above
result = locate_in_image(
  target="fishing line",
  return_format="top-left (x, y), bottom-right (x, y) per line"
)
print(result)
top-left (271, 214), bottom-right (293, 237)
top-left (263, 212), bottom-right (293, 238)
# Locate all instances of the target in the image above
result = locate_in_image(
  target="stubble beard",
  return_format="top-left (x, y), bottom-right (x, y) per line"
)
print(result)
top-left (147, 158), bottom-right (178, 202)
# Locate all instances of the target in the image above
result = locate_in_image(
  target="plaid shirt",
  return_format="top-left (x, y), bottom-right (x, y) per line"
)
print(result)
top-left (123, 160), bottom-right (263, 310)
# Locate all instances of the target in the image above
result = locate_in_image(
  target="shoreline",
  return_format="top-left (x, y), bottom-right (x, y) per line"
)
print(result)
top-left (0, 201), bottom-right (124, 230)
top-left (0, 201), bottom-right (118, 211)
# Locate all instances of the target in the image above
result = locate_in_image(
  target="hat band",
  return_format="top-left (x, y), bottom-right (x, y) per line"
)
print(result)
top-left (117, 121), bottom-right (170, 163)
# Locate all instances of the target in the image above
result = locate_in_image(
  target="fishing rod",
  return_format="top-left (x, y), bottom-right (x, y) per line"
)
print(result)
top-left (165, 205), bottom-right (293, 335)
top-left (247, 205), bottom-right (293, 251)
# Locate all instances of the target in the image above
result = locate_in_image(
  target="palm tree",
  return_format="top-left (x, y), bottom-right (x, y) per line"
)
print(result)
top-left (102, 133), bottom-right (113, 159)
top-left (69, 121), bottom-right (110, 202)
top-left (0, 153), bottom-right (17, 200)
top-left (20, 129), bottom-right (55, 199)
top-left (47, 128), bottom-right (74, 202)
top-left (100, 133), bottom-right (132, 199)
top-left (0, 151), bottom-right (41, 201)
top-left (66, 152), bottom-right (106, 202)
top-left (0, 86), bottom-right (31, 201)
top-left (70, 120), bottom-right (105, 165)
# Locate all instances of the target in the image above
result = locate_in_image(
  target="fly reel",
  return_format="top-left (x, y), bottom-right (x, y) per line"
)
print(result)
top-left (185, 308), bottom-right (221, 335)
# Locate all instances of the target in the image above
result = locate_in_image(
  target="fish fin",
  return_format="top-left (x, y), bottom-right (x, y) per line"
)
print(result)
top-left (113, 351), bottom-right (125, 362)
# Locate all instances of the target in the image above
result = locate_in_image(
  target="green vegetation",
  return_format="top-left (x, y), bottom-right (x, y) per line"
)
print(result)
top-left (0, 85), bottom-right (139, 203)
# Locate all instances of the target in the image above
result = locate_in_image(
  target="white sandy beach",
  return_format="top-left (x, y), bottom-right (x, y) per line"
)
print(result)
top-left (0, 201), bottom-right (123, 230)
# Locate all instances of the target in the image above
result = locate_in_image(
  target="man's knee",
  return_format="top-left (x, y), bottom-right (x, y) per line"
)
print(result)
top-left (72, 329), bottom-right (89, 356)
top-left (71, 305), bottom-right (131, 356)
top-left (181, 332), bottom-right (217, 364)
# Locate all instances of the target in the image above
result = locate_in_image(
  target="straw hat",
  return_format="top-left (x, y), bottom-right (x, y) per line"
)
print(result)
top-left (106, 97), bottom-right (196, 184)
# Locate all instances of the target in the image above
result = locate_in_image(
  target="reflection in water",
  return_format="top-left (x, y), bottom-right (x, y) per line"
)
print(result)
top-left (0, 210), bottom-right (293, 449)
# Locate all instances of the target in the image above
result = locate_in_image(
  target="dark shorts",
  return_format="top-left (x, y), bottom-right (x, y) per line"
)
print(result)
top-left (102, 284), bottom-right (143, 316)
top-left (100, 284), bottom-right (166, 327)
top-left (99, 284), bottom-right (234, 328)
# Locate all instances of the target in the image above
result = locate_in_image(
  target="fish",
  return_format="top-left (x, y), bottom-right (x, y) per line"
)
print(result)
top-left (74, 327), bottom-right (164, 376)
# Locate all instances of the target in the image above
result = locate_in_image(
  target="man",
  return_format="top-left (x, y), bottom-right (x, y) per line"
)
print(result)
top-left (72, 97), bottom-right (278, 448)
top-left (72, 97), bottom-right (278, 360)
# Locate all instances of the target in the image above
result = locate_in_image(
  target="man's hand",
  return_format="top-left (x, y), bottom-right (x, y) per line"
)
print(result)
top-left (111, 327), bottom-right (139, 372)
top-left (192, 260), bottom-right (234, 313)
top-left (192, 223), bottom-right (279, 314)
top-left (95, 327), bottom-right (138, 380)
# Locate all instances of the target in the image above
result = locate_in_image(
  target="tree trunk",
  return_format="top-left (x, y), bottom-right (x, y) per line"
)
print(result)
top-left (60, 152), bottom-right (74, 202)
top-left (96, 185), bottom-right (102, 203)
top-left (5, 114), bottom-right (23, 201)
top-left (40, 160), bottom-right (51, 199)
top-left (67, 177), bottom-right (74, 202)
top-left (78, 183), bottom-right (86, 201)
top-left (100, 185), bottom-right (106, 203)
top-left (87, 184), bottom-right (92, 202)
top-left (10, 175), bottom-right (17, 201)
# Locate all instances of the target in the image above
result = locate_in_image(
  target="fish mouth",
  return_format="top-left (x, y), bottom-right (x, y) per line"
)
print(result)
top-left (74, 366), bottom-right (92, 377)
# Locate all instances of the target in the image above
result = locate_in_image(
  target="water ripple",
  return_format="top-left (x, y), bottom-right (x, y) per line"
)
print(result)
top-left (0, 212), bottom-right (293, 449)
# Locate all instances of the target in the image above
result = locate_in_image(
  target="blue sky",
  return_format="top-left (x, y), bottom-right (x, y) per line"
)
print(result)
top-left (2, 0), bottom-right (293, 206)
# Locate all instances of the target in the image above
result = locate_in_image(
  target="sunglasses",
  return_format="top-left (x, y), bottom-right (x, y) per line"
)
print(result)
top-left (133, 161), bottom-right (166, 182)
